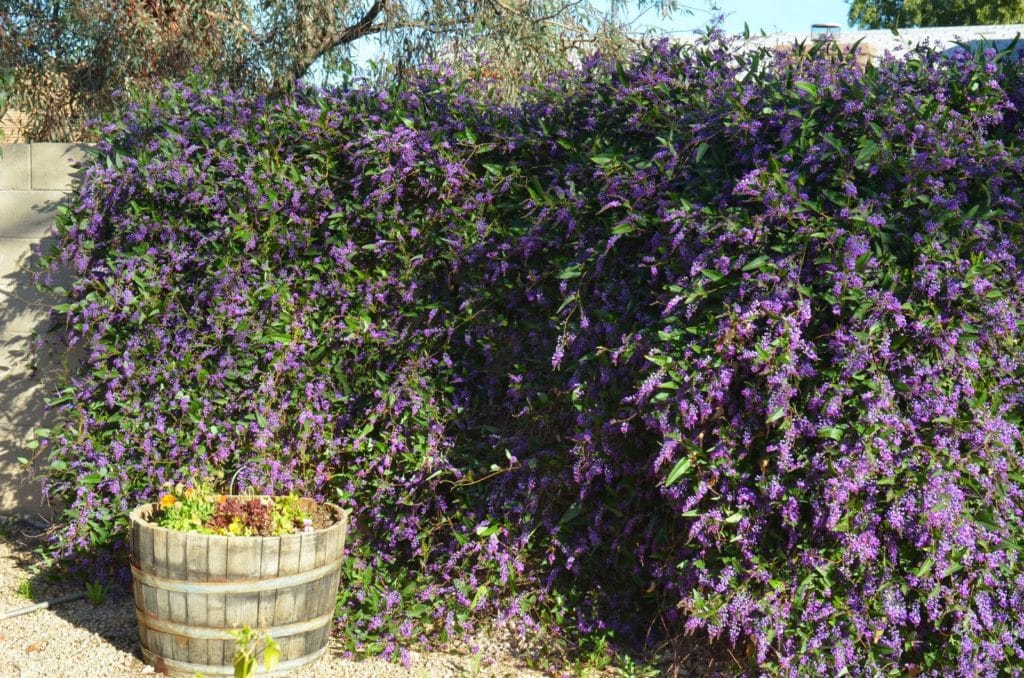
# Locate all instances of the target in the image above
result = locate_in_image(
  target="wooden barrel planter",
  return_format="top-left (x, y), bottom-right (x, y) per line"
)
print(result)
top-left (129, 498), bottom-right (349, 677)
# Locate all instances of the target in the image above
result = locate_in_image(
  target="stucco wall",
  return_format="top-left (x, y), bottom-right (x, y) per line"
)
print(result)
top-left (0, 143), bottom-right (88, 514)
top-left (676, 24), bottom-right (1024, 61)
top-left (755, 24), bottom-right (1023, 57)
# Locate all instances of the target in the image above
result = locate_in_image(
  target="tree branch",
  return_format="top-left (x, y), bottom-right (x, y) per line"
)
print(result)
top-left (314, 0), bottom-right (390, 54)
top-left (271, 0), bottom-right (391, 89)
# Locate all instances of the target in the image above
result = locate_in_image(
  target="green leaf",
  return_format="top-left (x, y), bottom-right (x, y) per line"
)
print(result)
top-left (818, 426), bottom-right (844, 441)
top-left (262, 636), bottom-right (281, 672)
top-left (742, 255), bottom-right (770, 272)
top-left (665, 458), bottom-right (692, 486)
top-left (694, 141), bottom-right (709, 164)
top-left (915, 558), bottom-right (934, 578)
top-left (263, 332), bottom-right (291, 344)
top-left (470, 584), bottom-right (489, 610)
top-left (525, 180), bottom-right (545, 203)
top-left (559, 502), bottom-right (582, 525)
top-left (234, 653), bottom-right (254, 678)
top-left (822, 134), bottom-right (843, 152)
top-left (941, 562), bottom-right (963, 578)
top-left (855, 140), bottom-right (881, 167)
top-left (475, 523), bottom-right (500, 537)
top-left (794, 81), bottom-right (818, 98)
top-left (352, 421), bottom-right (374, 441)
top-left (557, 264), bottom-right (583, 280)
top-left (766, 407), bottom-right (786, 424)
top-left (974, 511), bottom-right (1000, 532)
top-left (590, 154), bottom-right (615, 166)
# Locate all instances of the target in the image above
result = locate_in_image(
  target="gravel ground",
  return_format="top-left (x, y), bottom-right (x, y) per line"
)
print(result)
top-left (0, 516), bottom-right (733, 677)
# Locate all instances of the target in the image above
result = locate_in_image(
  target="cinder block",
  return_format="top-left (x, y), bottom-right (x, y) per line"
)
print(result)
top-left (0, 237), bottom-right (63, 334)
top-left (0, 144), bottom-right (31, 190)
top-left (30, 143), bottom-right (91, 191)
top-left (0, 190), bottom-right (67, 238)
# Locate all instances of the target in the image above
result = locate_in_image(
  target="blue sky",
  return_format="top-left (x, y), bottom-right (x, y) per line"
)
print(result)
top-left (628, 0), bottom-right (853, 36)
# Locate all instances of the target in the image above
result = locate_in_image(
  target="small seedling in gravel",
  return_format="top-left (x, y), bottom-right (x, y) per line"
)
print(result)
top-left (15, 578), bottom-right (36, 601)
top-left (84, 580), bottom-right (110, 606)
top-left (613, 654), bottom-right (661, 678)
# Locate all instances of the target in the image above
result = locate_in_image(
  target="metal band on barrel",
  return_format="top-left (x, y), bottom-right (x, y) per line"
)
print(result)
top-left (136, 608), bottom-right (333, 640)
top-left (141, 645), bottom-right (327, 676)
top-left (129, 559), bottom-right (340, 594)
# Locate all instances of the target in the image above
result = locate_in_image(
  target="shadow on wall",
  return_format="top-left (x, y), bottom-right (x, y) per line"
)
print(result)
top-left (0, 143), bottom-right (89, 518)
top-left (0, 241), bottom-right (64, 518)
top-left (946, 36), bottom-right (1024, 57)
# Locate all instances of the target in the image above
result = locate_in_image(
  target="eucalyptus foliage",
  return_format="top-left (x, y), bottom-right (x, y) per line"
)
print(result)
top-left (36, 34), bottom-right (1024, 675)
top-left (0, 0), bottom-right (695, 141)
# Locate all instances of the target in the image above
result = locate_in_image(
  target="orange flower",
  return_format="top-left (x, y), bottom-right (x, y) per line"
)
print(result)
top-left (216, 494), bottom-right (226, 504)
top-left (159, 494), bottom-right (176, 508)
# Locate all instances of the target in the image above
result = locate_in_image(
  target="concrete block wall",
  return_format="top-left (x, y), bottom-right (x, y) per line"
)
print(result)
top-left (0, 143), bottom-right (88, 514)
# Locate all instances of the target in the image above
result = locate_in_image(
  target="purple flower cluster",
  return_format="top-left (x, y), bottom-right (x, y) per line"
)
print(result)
top-left (37, 34), bottom-right (1024, 674)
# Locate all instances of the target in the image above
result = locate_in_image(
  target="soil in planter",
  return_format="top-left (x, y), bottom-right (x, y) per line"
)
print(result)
top-left (306, 501), bottom-right (337, 531)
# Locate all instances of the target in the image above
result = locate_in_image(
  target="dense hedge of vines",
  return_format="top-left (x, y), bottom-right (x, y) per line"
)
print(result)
top-left (35, 34), bottom-right (1024, 675)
